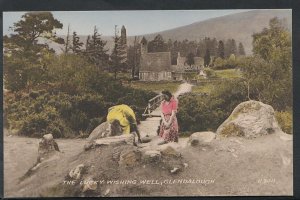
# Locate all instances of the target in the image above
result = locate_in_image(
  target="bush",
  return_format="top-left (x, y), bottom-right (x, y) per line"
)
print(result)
top-left (4, 54), bottom-right (157, 138)
top-left (275, 110), bottom-right (293, 134)
top-left (177, 79), bottom-right (247, 133)
top-left (212, 55), bottom-right (239, 70)
top-left (204, 68), bottom-right (217, 78)
top-left (85, 117), bottom-right (104, 135)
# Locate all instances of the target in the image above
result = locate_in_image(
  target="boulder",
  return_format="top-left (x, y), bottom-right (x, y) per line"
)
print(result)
top-left (95, 134), bottom-right (135, 146)
top-left (216, 100), bottom-right (283, 139)
top-left (118, 149), bottom-right (141, 167)
top-left (37, 134), bottom-right (60, 162)
top-left (84, 142), bottom-right (95, 151)
top-left (87, 122), bottom-right (111, 141)
top-left (69, 164), bottom-right (85, 180)
top-left (143, 150), bottom-right (161, 162)
top-left (188, 131), bottom-right (216, 146)
top-left (141, 136), bottom-right (152, 143)
top-left (159, 145), bottom-right (181, 157)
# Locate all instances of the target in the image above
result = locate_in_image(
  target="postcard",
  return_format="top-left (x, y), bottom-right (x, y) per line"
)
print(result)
top-left (3, 9), bottom-right (293, 197)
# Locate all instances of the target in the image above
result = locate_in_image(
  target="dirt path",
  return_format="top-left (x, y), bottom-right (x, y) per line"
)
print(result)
top-left (138, 82), bottom-right (193, 144)
top-left (174, 82), bottom-right (193, 98)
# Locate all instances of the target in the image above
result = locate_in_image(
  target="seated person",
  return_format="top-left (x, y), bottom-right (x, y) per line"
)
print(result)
top-left (107, 104), bottom-right (142, 144)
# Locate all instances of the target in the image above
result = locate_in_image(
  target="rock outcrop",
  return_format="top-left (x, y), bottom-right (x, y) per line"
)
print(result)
top-left (188, 131), bottom-right (216, 146)
top-left (87, 122), bottom-right (111, 141)
top-left (216, 100), bottom-right (283, 138)
top-left (37, 134), bottom-right (60, 162)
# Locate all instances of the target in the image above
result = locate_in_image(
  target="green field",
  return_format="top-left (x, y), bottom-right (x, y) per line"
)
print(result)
top-left (192, 69), bottom-right (242, 94)
top-left (214, 69), bottom-right (242, 79)
top-left (192, 82), bottom-right (218, 94)
top-left (130, 81), bottom-right (182, 93)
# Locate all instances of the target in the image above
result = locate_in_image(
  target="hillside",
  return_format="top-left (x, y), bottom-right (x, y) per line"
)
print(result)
top-left (49, 10), bottom-right (291, 55)
top-left (139, 9), bottom-right (292, 54)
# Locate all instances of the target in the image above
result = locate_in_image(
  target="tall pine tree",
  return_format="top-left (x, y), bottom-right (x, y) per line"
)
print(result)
top-left (71, 31), bottom-right (83, 54)
top-left (110, 25), bottom-right (127, 79)
top-left (238, 42), bottom-right (246, 56)
top-left (86, 26), bottom-right (109, 69)
top-left (218, 40), bottom-right (225, 59)
top-left (204, 48), bottom-right (211, 67)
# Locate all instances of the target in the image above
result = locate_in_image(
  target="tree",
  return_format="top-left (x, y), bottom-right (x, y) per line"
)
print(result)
top-left (238, 42), bottom-right (246, 56)
top-left (204, 48), bottom-right (211, 67)
top-left (217, 40), bottom-right (225, 59)
top-left (4, 12), bottom-right (64, 91)
top-left (86, 26), bottom-right (109, 69)
top-left (240, 17), bottom-right (292, 110)
top-left (8, 12), bottom-right (63, 53)
top-left (110, 25), bottom-right (127, 79)
top-left (64, 24), bottom-right (71, 54)
top-left (186, 52), bottom-right (195, 66)
top-left (127, 36), bottom-right (141, 78)
top-left (71, 31), bottom-right (83, 54)
top-left (148, 34), bottom-right (168, 52)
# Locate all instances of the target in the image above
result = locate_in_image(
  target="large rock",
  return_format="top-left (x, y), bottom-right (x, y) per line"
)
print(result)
top-left (69, 164), bottom-right (85, 180)
top-left (37, 134), bottom-right (60, 162)
top-left (87, 122), bottom-right (111, 141)
top-left (94, 134), bottom-right (135, 146)
top-left (216, 101), bottom-right (283, 138)
top-left (118, 149), bottom-right (141, 167)
top-left (159, 145), bottom-right (181, 158)
top-left (188, 131), bottom-right (216, 146)
top-left (143, 150), bottom-right (161, 162)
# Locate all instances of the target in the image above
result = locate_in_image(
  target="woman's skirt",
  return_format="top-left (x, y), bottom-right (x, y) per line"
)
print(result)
top-left (159, 114), bottom-right (179, 142)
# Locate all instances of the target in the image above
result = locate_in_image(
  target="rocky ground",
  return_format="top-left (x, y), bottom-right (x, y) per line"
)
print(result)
top-left (3, 84), bottom-right (293, 197)
top-left (3, 130), bottom-right (292, 197)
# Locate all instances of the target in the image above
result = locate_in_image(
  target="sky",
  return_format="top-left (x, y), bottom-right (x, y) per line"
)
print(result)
top-left (3, 10), bottom-right (252, 36)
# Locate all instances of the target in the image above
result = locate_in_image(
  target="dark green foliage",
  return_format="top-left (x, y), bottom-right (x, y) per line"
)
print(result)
top-left (275, 110), bottom-right (292, 135)
top-left (204, 68), bottom-right (217, 78)
top-left (217, 40), bottom-right (225, 59)
top-left (72, 31), bottom-right (83, 54)
top-left (213, 56), bottom-right (239, 70)
top-left (238, 42), bottom-right (246, 56)
top-left (148, 34), bottom-right (168, 52)
top-left (4, 12), bottom-right (63, 91)
top-left (204, 49), bottom-right (211, 67)
top-left (177, 79), bottom-right (247, 133)
top-left (225, 39), bottom-right (238, 58)
top-left (185, 52), bottom-right (195, 66)
top-left (4, 56), bottom-right (156, 138)
top-left (240, 17), bottom-right (292, 110)
top-left (127, 36), bottom-right (141, 78)
top-left (110, 25), bottom-right (128, 79)
top-left (85, 26), bottom-right (109, 69)
top-left (85, 117), bottom-right (104, 135)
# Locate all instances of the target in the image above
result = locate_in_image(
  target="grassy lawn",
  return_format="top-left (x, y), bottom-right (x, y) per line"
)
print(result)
top-left (130, 81), bottom-right (181, 93)
top-left (192, 82), bottom-right (218, 94)
top-left (214, 69), bottom-right (242, 79)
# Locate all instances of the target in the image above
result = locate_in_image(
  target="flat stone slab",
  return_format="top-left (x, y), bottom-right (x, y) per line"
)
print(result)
top-left (94, 134), bottom-right (134, 146)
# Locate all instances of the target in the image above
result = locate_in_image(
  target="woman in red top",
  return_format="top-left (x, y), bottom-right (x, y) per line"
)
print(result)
top-left (158, 90), bottom-right (179, 144)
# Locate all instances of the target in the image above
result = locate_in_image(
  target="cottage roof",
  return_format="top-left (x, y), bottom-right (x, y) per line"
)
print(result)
top-left (140, 52), bottom-right (171, 72)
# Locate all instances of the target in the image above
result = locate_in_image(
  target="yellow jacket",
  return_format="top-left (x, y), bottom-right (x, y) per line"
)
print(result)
top-left (107, 104), bottom-right (137, 134)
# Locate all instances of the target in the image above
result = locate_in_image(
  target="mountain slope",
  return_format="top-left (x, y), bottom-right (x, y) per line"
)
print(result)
top-left (137, 9), bottom-right (291, 54)
top-left (50, 10), bottom-right (291, 55)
